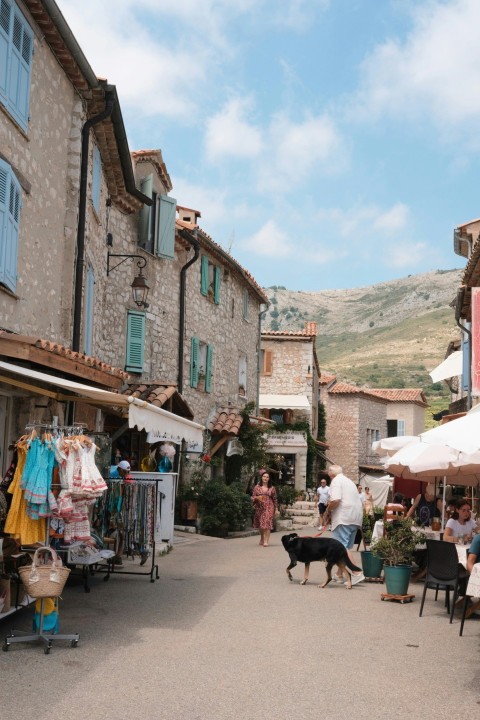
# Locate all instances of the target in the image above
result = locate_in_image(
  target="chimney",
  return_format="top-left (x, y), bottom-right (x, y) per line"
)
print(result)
top-left (177, 205), bottom-right (201, 225)
top-left (304, 321), bottom-right (317, 336)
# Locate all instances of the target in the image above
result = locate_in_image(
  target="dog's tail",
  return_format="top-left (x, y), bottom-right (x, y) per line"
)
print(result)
top-left (345, 556), bottom-right (362, 573)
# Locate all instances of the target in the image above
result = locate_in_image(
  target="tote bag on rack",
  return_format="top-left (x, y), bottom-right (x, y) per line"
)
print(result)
top-left (19, 546), bottom-right (70, 598)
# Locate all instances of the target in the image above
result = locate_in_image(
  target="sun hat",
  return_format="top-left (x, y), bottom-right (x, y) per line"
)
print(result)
top-left (118, 460), bottom-right (130, 471)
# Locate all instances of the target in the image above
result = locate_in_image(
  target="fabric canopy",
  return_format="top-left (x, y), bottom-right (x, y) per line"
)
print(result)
top-left (429, 350), bottom-right (463, 383)
top-left (259, 393), bottom-right (310, 410)
top-left (0, 359), bottom-right (204, 447)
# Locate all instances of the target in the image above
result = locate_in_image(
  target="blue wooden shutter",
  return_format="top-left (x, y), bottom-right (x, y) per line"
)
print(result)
top-left (200, 255), bottom-right (209, 296)
top-left (138, 174), bottom-right (153, 248)
top-left (205, 345), bottom-right (213, 393)
top-left (0, 0), bottom-right (11, 103)
top-left (92, 145), bottom-right (101, 213)
top-left (84, 265), bottom-right (95, 355)
top-left (155, 194), bottom-right (176, 258)
top-left (190, 336), bottom-right (199, 388)
top-left (125, 311), bottom-right (145, 373)
top-left (214, 265), bottom-right (221, 304)
top-left (8, 6), bottom-right (32, 130)
top-left (0, 160), bottom-right (20, 292)
top-left (462, 336), bottom-right (470, 392)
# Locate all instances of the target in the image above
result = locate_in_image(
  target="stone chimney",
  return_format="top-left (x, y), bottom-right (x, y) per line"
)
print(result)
top-left (177, 205), bottom-right (201, 225)
top-left (304, 321), bottom-right (317, 336)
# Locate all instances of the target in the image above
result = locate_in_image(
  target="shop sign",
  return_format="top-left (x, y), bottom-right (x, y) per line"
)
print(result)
top-left (266, 432), bottom-right (307, 448)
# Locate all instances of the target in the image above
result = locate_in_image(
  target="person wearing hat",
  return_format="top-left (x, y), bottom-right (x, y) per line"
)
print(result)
top-left (109, 459), bottom-right (131, 480)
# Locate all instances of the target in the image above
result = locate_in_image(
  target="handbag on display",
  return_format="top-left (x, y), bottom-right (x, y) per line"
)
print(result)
top-left (18, 546), bottom-right (70, 598)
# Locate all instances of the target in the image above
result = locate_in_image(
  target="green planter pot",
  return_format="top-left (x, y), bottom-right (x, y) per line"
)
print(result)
top-left (361, 550), bottom-right (384, 578)
top-left (383, 565), bottom-right (412, 596)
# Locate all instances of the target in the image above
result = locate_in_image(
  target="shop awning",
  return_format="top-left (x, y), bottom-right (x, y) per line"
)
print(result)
top-left (259, 394), bottom-right (310, 410)
top-left (429, 351), bottom-right (463, 383)
top-left (0, 360), bottom-right (204, 446)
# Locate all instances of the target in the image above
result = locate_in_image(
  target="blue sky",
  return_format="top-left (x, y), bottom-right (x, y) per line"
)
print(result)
top-left (56, 0), bottom-right (478, 291)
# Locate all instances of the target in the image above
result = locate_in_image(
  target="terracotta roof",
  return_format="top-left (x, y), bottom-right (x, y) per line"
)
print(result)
top-left (120, 383), bottom-right (194, 419)
top-left (261, 329), bottom-right (317, 338)
top-left (0, 331), bottom-right (129, 384)
top-left (328, 382), bottom-right (388, 402)
top-left (319, 373), bottom-right (336, 385)
top-left (131, 150), bottom-right (172, 192)
top-left (208, 407), bottom-right (244, 436)
top-left (177, 205), bottom-right (201, 219)
top-left (367, 389), bottom-right (428, 406)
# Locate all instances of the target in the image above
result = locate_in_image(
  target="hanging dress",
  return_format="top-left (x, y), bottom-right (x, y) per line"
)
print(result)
top-left (4, 439), bottom-right (46, 545)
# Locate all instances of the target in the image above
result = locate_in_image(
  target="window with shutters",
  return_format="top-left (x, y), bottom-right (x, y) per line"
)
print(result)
top-left (125, 311), bottom-right (145, 373)
top-left (84, 264), bottom-right (95, 356)
top-left (200, 255), bottom-right (220, 304)
top-left (91, 145), bottom-right (101, 215)
top-left (0, 1), bottom-right (33, 132)
top-left (242, 289), bottom-right (249, 320)
top-left (190, 337), bottom-right (213, 392)
top-left (138, 177), bottom-right (176, 259)
top-left (0, 157), bottom-right (21, 293)
top-left (260, 349), bottom-right (273, 376)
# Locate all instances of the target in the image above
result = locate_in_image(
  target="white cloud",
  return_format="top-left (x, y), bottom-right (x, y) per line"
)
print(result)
top-left (355, 0), bottom-right (480, 129)
top-left (242, 220), bottom-right (294, 258)
top-left (386, 242), bottom-right (430, 269)
top-left (372, 203), bottom-right (409, 235)
top-left (205, 99), bottom-right (263, 162)
top-left (318, 202), bottom-right (409, 239)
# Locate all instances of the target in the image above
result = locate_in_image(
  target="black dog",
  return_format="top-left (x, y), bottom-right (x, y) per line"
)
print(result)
top-left (281, 533), bottom-right (362, 589)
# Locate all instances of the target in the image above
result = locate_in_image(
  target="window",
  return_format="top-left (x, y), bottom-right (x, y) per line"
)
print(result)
top-left (242, 289), bottom-right (249, 320)
top-left (238, 354), bottom-right (247, 396)
top-left (260, 349), bottom-right (273, 376)
top-left (0, 1), bottom-right (33, 131)
top-left (366, 428), bottom-right (380, 452)
top-left (138, 177), bottom-right (176, 259)
top-left (0, 158), bottom-right (21, 292)
top-left (125, 311), bottom-right (145, 373)
top-left (200, 255), bottom-right (220, 304)
top-left (91, 145), bottom-right (101, 214)
top-left (397, 420), bottom-right (405, 436)
top-left (269, 409), bottom-right (292, 425)
top-left (387, 419), bottom-right (405, 437)
top-left (190, 337), bottom-right (213, 392)
top-left (84, 264), bottom-right (95, 355)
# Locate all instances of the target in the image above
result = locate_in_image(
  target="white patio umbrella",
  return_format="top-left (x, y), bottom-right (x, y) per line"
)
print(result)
top-left (372, 436), bottom-right (419, 457)
top-left (419, 411), bottom-right (480, 455)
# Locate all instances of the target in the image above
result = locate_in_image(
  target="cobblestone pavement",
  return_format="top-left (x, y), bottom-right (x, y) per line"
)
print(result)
top-left (1, 531), bottom-right (479, 719)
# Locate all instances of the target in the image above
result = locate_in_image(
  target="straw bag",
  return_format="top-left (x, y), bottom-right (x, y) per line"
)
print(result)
top-left (18, 546), bottom-right (70, 598)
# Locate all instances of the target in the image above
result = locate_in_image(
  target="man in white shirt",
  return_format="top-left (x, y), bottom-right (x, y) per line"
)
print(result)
top-left (327, 464), bottom-right (365, 585)
top-left (316, 478), bottom-right (330, 527)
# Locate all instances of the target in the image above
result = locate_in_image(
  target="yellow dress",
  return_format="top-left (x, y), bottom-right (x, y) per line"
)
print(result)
top-left (4, 440), bottom-right (46, 544)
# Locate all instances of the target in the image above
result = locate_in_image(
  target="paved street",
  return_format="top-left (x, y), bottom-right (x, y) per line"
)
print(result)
top-left (1, 531), bottom-right (479, 720)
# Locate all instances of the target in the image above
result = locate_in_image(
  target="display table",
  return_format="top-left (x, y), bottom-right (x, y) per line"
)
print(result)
top-left (57, 544), bottom-right (115, 593)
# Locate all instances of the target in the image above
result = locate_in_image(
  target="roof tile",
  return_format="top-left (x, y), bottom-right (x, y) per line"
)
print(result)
top-left (208, 407), bottom-right (244, 436)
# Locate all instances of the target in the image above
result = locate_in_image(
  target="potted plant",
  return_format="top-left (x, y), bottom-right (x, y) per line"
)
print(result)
top-left (360, 512), bottom-right (384, 578)
top-left (197, 479), bottom-right (252, 537)
top-left (371, 517), bottom-right (425, 595)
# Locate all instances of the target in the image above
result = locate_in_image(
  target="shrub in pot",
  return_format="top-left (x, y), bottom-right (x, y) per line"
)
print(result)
top-left (198, 480), bottom-right (252, 537)
top-left (371, 517), bottom-right (425, 595)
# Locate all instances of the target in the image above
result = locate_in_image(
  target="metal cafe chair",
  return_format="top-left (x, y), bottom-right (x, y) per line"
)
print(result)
top-left (419, 540), bottom-right (469, 622)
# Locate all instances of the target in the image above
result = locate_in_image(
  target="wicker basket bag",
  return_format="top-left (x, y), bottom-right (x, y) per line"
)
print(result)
top-left (18, 546), bottom-right (70, 598)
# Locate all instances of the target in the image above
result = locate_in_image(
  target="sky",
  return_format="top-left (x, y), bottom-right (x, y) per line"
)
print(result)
top-left (55, 0), bottom-right (479, 291)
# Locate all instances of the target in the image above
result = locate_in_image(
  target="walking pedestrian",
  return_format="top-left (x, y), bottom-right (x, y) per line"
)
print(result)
top-left (316, 478), bottom-right (330, 527)
top-left (252, 471), bottom-right (278, 547)
top-left (326, 465), bottom-right (365, 585)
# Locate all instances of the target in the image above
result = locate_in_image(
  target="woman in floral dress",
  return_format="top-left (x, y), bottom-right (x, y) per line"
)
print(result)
top-left (252, 471), bottom-right (278, 547)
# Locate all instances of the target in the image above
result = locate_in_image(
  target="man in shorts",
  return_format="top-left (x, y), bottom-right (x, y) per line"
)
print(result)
top-left (316, 478), bottom-right (330, 527)
top-left (326, 464), bottom-right (365, 585)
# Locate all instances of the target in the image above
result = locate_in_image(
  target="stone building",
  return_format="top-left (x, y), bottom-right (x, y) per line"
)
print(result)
top-left (258, 323), bottom-right (320, 489)
top-left (367, 389), bottom-right (427, 437)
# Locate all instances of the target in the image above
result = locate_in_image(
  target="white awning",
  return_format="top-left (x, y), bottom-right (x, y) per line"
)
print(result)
top-left (259, 393), bottom-right (310, 410)
top-left (0, 360), bottom-right (204, 447)
top-left (429, 351), bottom-right (463, 383)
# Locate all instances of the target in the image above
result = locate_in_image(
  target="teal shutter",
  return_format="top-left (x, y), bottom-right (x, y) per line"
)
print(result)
top-left (6, 6), bottom-right (32, 130)
top-left (138, 174), bottom-right (153, 248)
top-left (92, 145), bottom-right (101, 213)
top-left (190, 336), bottom-right (199, 388)
top-left (155, 194), bottom-right (176, 258)
top-left (243, 289), bottom-right (249, 319)
top-left (84, 265), bottom-right (95, 355)
top-left (125, 311), bottom-right (145, 373)
top-left (0, 159), bottom-right (20, 292)
top-left (214, 266), bottom-right (221, 304)
top-left (0, 1), bottom-right (10, 103)
top-left (205, 345), bottom-right (213, 393)
top-left (200, 255), bottom-right (209, 296)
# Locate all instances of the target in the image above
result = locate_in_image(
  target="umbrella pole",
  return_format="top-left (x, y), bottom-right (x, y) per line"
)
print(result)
top-left (441, 477), bottom-right (446, 532)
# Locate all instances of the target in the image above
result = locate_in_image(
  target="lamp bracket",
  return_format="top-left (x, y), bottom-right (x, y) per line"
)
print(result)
top-left (107, 252), bottom-right (147, 276)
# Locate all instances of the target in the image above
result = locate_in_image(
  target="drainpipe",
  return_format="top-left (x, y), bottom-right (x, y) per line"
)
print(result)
top-left (256, 305), bottom-right (267, 415)
top-left (178, 229), bottom-right (200, 393)
top-left (455, 285), bottom-right (472, 410)
top-left (72, 91), bottom-right (115, 352)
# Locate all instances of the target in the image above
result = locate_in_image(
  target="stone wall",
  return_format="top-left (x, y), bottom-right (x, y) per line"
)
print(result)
top-left (357, 395), bottom-right (388, 467)
top-left (323, 394), bottom-right (360, 480)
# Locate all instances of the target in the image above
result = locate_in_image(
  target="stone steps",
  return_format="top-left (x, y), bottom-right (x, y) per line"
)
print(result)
top-left (280, 500), bottom-right (319, 531)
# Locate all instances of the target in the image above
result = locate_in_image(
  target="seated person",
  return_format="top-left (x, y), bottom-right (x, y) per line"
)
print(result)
top-left (406, 483), bottom-right (442, 526)
top-left (444, 500), bottom-right (477, 543)
top-left (466, 533), bottom-right (480, 573)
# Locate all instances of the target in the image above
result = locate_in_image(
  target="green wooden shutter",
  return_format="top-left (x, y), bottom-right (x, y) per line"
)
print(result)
top-left (205, 344), bottom-right (213, 393)
top-left (214, 266), bottom-right (221, 304)
top-left (91, 145), bottom-right (101, 213)
top-left (155, 194), bottom-right (176, 258)
top-left (243, 289), bottom-right (249, 319)
top-left (125, 311), bottom-right (145, 373)
top-left (200, 255), bottom-right (209, 296)
top-left (190, 336), bottom-right (199, 388)
top-left (138, 174), bottom-right (153, 248)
